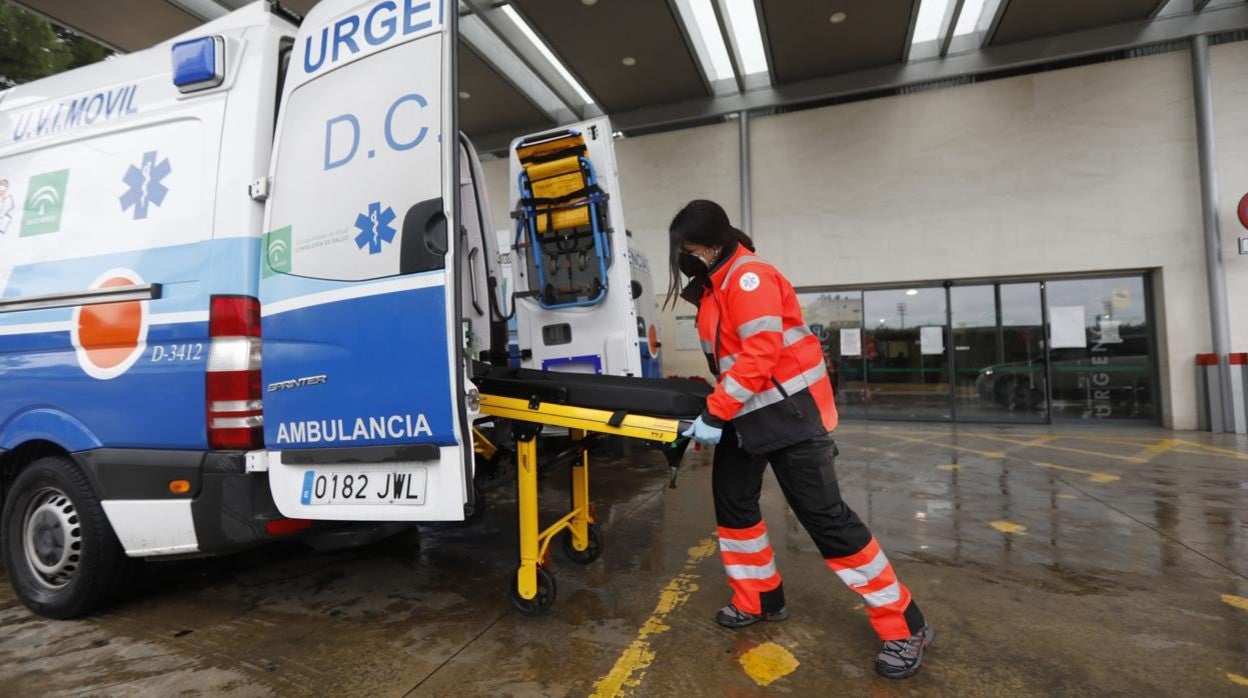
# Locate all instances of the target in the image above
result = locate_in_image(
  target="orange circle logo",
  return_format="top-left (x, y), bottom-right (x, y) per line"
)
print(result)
top-left (72, 269), bottom-right (148, 380)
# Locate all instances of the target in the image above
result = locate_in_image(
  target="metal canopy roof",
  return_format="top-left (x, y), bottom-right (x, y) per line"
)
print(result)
top-left (11, 0), bottom-right (1248, 151)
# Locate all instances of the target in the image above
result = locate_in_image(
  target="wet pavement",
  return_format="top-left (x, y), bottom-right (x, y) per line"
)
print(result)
top-left (2, 423), bottom-right (1247, 696)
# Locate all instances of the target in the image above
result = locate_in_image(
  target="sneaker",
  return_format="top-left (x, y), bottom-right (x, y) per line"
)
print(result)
top-left (714, 603), bottom-right (789, 629)
top-left (875, 625), bottom-right (935, 679)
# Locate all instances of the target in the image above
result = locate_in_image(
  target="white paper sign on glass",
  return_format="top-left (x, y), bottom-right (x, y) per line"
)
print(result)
top-left (1097, 319), bottom-right (1122, 344)
top-left (920, 326), bottom-right (944, 355)
top-left (675, 315), bottom-right (701, 350)
top-left (840, 328), bottom-right (862, 356)
top-left (1050, 305), bottom-right (1088, 349)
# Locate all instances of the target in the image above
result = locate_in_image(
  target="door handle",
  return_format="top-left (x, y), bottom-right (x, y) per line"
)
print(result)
top-left (468, 246), bottom-right (484, 316)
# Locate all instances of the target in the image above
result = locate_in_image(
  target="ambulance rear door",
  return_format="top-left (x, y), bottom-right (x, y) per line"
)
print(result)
top-left (509, 117), bottom-right (642, 377)
top-left (258, 0), bottom-right (474, 521)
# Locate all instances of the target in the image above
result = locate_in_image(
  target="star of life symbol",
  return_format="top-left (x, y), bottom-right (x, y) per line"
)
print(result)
top-left (739, 271), bottom-right (761, 292)
top-left (353, 201), bottom-right (397, 255)
top-left (120, 151), bottom-right (171, 220)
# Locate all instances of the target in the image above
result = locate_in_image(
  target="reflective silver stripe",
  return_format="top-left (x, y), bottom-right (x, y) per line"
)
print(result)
top-left (718, 327), bottom-right (812, 374)
top-left (737, 362), bottom-right (829, 416)
top-left (738, 315), bottom-right (782, 340)
top-left (783, 324), bottom-right (813, 346)
top-left (724, 559), bottom-right (779, 580)
top-left (721, 374), bottom-right (754, 402)
top-left (719, 533), bottom-right (771, 554)
top-left (719, 255), bottom-right (765, 290)
top-left (700, 339), bottom-right (714, 353)
top-left (834, 549), bottom-right (891, 588)
top-left (862, 581), bottom-right (903, 608)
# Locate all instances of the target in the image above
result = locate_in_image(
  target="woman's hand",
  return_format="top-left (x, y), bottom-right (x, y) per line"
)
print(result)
top-left (682, 416), bottom-right (723, 445)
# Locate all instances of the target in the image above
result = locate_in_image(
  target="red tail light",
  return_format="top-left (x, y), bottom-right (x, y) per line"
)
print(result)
top-left (207, 295), bottom-right (263, 450)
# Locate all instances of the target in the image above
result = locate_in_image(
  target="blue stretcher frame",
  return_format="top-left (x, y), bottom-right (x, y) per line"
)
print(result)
top-left (514, 131), bottom-right (612, 310)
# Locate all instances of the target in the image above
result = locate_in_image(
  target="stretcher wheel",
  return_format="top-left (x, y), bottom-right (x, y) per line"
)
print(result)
top-left (509, 566), bottom-right (556, 614)
top-left (561, 523), bottom-right (603, 564)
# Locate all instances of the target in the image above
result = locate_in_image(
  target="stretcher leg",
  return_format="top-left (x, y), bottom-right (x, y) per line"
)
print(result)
top-left (569, 429), bottom-right (590, 552)
top-left (515, 432), bottom-right (540, 600)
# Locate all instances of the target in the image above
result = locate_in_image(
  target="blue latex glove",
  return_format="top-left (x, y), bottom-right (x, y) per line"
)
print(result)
top-left (682, 415), bottom-right (723, 446)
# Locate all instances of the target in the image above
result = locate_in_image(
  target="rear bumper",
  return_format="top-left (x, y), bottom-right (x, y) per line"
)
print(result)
top-left (76, 449), bottom-right (283, 556)
top-left (78, 448), bottom-right (408, 557)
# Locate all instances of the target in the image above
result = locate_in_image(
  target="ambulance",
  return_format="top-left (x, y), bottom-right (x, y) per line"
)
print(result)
top-left (0, 0), bottom-right (655, 618)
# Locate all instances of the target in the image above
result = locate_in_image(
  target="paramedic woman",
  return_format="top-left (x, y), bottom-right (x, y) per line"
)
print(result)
top-left (670, 200), bottom-right (934, 679)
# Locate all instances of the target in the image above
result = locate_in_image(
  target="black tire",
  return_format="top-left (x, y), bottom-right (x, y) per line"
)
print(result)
top-left (2, 455), bottom-right (135, 619)
top-left (509, 566), bottom-right (556, 614)
top-left (561, 523), bottom-right (604, 564)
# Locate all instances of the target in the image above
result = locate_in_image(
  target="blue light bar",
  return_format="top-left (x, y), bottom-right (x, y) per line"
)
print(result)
top-left (172, 36), bottom-right (224, 93)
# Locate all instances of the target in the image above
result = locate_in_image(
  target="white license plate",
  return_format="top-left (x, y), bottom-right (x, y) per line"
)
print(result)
top-left (299, 469), bottom-right (427, 505)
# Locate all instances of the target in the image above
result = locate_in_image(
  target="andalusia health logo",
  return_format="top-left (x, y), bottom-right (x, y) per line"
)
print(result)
top-left (20, 169), bottom-right (68, 236)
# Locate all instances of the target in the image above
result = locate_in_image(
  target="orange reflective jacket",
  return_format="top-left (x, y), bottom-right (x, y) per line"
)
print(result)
top-left (686, 243), bottom-right (838, 453)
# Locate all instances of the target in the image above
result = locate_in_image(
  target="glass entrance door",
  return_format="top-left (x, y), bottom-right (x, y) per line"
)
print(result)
top-left (864, 288), bottom-right (951, 420)
top-left (952, 283), bottom-right (1046, 423)
top-left (1045, 276), bottom-right (1156, 422)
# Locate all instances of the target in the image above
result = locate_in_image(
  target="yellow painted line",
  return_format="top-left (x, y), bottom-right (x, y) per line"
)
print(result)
top-left (591, 536), bottom-right (719, 698)
top-left (1145, 438), bottom-right (1178, 455)
top-left (1172, 440), bottom-right (1248, 461)
top-left (937, 463), bottom-right (960, 471)
top-left (1228, 672), bottom-right (1248, 686)
top-left (1222, 594), bottom-right (1248, 613)
top-left (967, 433), bottom-right (1146, 464)
top-left (878, 432), bottom-right (1007, 459)
top-left (990, 520), bottom-right (1027, 535)
top-left (1035, 462), bottom-right (1121, 484)
top-left (739, 642), bottom-right (800, 687)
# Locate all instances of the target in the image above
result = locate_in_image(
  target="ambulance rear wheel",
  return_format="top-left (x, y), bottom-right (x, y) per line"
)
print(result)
top-left (2, 455), bottom-right (135, 619)
top-left (509, 566), bottom-right (556, 614)
top-left (561, 523), bottom-right (604, 564)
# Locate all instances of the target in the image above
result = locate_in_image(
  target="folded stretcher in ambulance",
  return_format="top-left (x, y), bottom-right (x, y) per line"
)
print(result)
top-left (512, 130), bottom-right (612, 309)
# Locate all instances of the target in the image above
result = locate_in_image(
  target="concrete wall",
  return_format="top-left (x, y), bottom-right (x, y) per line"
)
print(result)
top-left (480, 41), bottom-right (1248, 429)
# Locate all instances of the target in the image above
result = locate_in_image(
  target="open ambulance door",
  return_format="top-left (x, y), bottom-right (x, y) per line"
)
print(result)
top-left (258, 0), bottom-right (475, 521)
top-left (509, 118), bottom-right (643, 377)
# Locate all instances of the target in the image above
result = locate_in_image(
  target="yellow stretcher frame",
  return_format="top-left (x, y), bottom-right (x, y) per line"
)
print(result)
top-left (478, 393), bottom-right (688, 611)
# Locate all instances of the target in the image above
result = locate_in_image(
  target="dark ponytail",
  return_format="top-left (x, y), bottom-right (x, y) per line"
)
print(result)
top-left (665, 200), bottom-right (754, 307)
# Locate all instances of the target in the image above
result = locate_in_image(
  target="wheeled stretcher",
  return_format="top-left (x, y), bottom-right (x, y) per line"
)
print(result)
top-left (512, 130), bottom-right (612, 310)
top-left (473, 366), bottom-right (712, 612)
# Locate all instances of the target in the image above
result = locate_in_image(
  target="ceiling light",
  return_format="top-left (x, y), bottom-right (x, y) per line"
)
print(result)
top-left (499, 5), bottom-right (597, 106)
top-left (906, 289), bottom-right (918, 296)
top-left (673, 0), bottom-right (737, 91)
top-left (458, 91), bottom-right (471, 99)
top-left (718, 0), bottom-right (770, 82)
top-left (830, 11), bottom-right (847, 24)
top-left (459, 14), bottom-right (568, 121)
top-left (622, 56), bottom-right (636, 66)
top-left (911, 0), bottom-right (951, 43)
top-left (954, 0), bottom-right (988, 36)
top-left (581, 0), bottom-right (597, 5)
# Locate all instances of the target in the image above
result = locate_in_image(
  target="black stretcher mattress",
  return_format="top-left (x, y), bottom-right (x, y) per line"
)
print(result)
top-left (472, 364), bottom-right (711, 419)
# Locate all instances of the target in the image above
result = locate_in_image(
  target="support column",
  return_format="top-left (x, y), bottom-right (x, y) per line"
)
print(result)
top-left (739, 110), bottom-right (752, 235)
top-left (1190, 34), bottom-right (1235, 432)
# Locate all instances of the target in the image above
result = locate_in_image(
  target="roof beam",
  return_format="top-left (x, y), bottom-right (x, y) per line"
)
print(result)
top-left (901, 0), bottom-right (923, 62)
top-left (460, 0), bottom-right (599, 119)
top-left (1194, 0), bottom-right (1216, 10)
top-left (939, 0), bottom-right (968, 57)
top-left (459, 13), bottom-right (577, 123)
top-left (471, 2), bottom-right (1248, 152)
top-left (979, 0), bottom-right (1012, 48)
